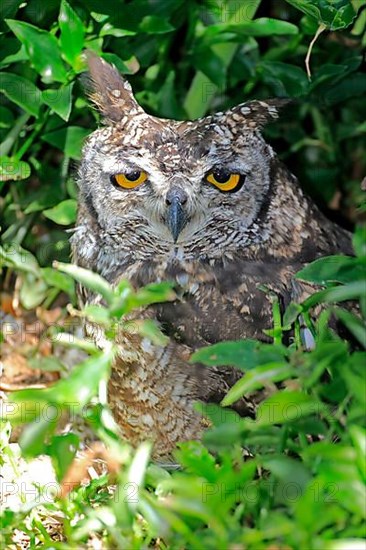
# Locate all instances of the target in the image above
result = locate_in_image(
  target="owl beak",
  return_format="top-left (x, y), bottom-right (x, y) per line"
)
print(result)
top-left (165, 188), bottom-right (188, 243)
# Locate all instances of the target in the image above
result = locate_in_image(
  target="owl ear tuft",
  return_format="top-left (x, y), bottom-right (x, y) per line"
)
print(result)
top-left (230, 98), bottom-right (291, 128)
top-left (83, 50), bottom-right (144, 122)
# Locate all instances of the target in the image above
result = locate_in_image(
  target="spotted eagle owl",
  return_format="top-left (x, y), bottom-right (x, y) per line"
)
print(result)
top-left (71, 53), bottom-right (352, 459)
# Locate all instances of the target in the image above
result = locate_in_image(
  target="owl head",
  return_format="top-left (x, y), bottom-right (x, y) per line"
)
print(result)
top-left (78, 53), bottom-right (288, 262)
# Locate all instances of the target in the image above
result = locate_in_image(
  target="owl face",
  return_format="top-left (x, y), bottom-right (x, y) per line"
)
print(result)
top-left (78, 54), bottom-right (285, 259)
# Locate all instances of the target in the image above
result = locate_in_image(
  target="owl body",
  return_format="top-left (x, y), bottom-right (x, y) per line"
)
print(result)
top-left (71, 55), bottom-right (352, 458)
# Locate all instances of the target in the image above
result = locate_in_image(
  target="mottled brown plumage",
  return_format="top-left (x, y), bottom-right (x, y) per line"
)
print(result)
top-left (71, 54), bottom-right (352, 459)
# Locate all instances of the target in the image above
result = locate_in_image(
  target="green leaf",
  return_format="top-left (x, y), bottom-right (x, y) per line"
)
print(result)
top-left (191, 340), bottom-right (287, 371)
top-left (191, 47), bottom-right (226, 87)
top-left (41, 267), bottom-right (75, 297)
top-left (59, 0), bottom-right (85, 68)
top-left (259, 61), bottom-right (309, 96)
top-left (41, 126), bottom-right (90, 159)
top-left (19, 274), bottom-right (48, 309)
top-left (84, 304), bottom-right (111, 324)
top-left (125, 442), bottom-right (152, 512)
top-left (138, 319), bottom-right (170, 346)
top-left (43, 199), bottom-right (77, 225)
top-left (296, 255), bottom-right (365, 285)
top-left (257, 391), bottom-right (325, 426)
top-left (28, 356), bottom-right (66, 373)
top-left (130, 282), bottom-right (176, 308)
top-left (353, 225), bottom-right (366, 259)
top-left (222, 362), bottom-right (294, 406)
top-left (30, 351), bottom-right (112, 410)
top-left (0, 244), bottom-right (40, 276)
top-left (324, 73), bottom-right (366, 105)
top-left (333, 308), bottom-right (366, 348)
top-left (54, 262), bottom-right (115, 304)
top-left (342, 352), bottom-right (366, 404)
top-left (285, 0), bottom-right (357, 30)
top-left (10, 353), bottom-right (113, 429)
top-left (6, 19), bottom-right (68, 83)
top-left (205, 18), bottom-right (299, 39)
top-left (19, 413), bottom-right (58, 457)
top-left (283, 301), bottom-right (303, 327)
top-left (42, 83), bottom-right (74, 121)
top-left (139, 15), bottom-right (174, 34)
top-left (48, 433), bottom-right (79, 481)
top-left (302, 281), bottom-right (366, 309)
top-left (349, 425), bottom-right (366, 481)
top-left (0, 156), bottom-right (31, 182)
top-left (0, 73), bottom-right (42, 116)
top-left (0, 106), bottom-right (15, 128)
top-left (262, 455), bottom-right (311, 488)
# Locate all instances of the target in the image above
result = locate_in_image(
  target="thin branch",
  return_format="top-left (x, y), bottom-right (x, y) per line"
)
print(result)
top-left (305, 23), bottom-right (327, 81)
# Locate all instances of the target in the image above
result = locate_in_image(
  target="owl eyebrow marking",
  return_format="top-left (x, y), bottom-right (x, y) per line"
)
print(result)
top-left (102, 156), bottom-right (150, 175)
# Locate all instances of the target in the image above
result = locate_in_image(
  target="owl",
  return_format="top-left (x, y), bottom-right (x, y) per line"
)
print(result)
top-left (71, 53), bottom-right (352, 460)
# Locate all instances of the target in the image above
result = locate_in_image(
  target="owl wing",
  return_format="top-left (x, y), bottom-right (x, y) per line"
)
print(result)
top-left (147, 258), bottom-right (298, 415)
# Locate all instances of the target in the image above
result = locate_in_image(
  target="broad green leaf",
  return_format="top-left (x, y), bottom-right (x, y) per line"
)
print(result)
top-left (84, 304), bottom-right (111, 324)
top-left (349, 425), bottom-right (366, 481)
top-left (191, 340), bottom-right (287, 371)
top-left (262, 455), bottom-right (311, 488)
top-left (0, 244), bottom-right (40, 275)
top-left (257, 391), bottom-right (325, 426)
top-left (59, 0), bottom-right (85, 67)
top-left (302, 281), bottom-right (366, 308)
top-left (41, 267), bottom-right (75, 297)
top-left (324, 73), bottom-right (366, 105)
top-left (353, 225), bottom-right (366, 259)
top-left (102, 53), bottom-right (131, 74)
top-left (41, 126), bottom-right (90, 159)
top-left (42, 83), bottom-right (74, 121)
top-left (139, 15), bottom-right (174, 34)
top-left (43, 199), bottom-right (77, 225)
top-left (0, 156), bottom-right (31, 182)
top-left (19, 413), bottom-right (58, 457)
top-left (0, 106), bottom-right (14, 128)
top-left (296, 255), bottom-right (365, 285)
top-left (54, 261), bottom-right (114, 304)
top-left (222, 362), bottom-right (294, 406)
top-left (285, 0), bottom-right (357, 30)
top-left (283, 301), bottom-right (303, 327)
top-left (191, 47), bottom-right (226, 87)
top-left (48, 433), bottom-right (79, 481)
top-left (259, 61), bottom-right (309, 96)
top-left (125, 442), bottom-right (152, 512)
top-left (11, 351), bottom-right (113, 414)
top-left (19, 274), bottom-right (48, 309)
top-left (0, 73), bottom-right (42, 116)
top-left (138, 319), bottom-right (169, 346)
top-left (28, 356), bottom-right (66, 373)
top-left (203, 421), bottom-right (246, 449)
top-left (130, 282), bottom-right (176, 308)
top-left (342, 352), bottom-right (366, 404)
top-left (53, 350), bottom-right (112, 408)
top-left (6, 20), bottom-right (67, 83)
top-left (204, 18), bottom-right (299, 40)
top-left (195, 402), bottom-right (242, 427)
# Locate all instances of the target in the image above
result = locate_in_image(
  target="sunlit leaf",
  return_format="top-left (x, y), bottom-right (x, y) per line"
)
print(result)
top-left (43, 199), bottom-right (77, 225)
top-left (6, 19), bottom-right (67, 83)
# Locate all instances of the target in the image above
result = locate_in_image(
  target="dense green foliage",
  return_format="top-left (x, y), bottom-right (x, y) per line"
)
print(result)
top-left (0, 0), bottom-right (365, 548)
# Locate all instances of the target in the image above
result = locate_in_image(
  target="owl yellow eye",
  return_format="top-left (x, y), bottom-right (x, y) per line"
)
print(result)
top-left (206, 170), bottom-right (243, 192)
top-left (111, 171), bottom-right (148, 189)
